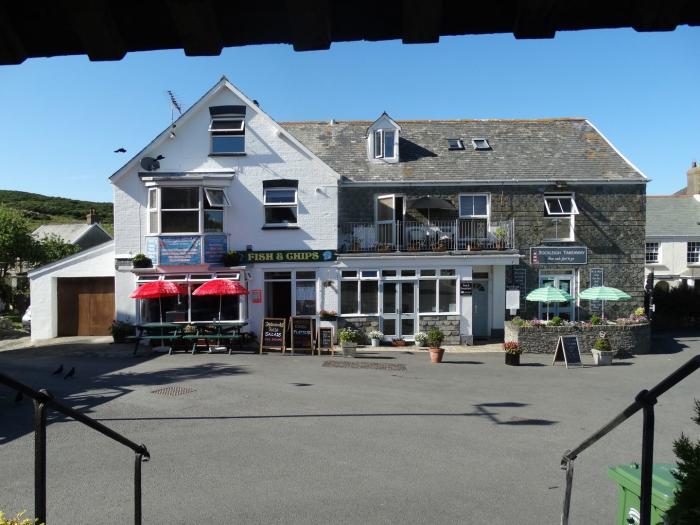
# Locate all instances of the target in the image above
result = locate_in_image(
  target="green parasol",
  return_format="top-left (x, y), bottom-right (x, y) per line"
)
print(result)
top-left (578, 286), bottom-right (631, 319)
top-left (525, 285), bottom-right (573, 320)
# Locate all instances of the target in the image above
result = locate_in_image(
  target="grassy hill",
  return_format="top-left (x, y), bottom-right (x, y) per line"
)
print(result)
top-left (0, 190), bottom-right (113, 234)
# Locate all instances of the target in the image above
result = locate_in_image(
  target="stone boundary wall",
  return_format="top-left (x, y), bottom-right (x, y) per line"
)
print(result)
top-left (504, 321), bottom-right (651, 356)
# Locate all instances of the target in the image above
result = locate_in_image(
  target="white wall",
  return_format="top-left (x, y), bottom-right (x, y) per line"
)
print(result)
top-left (29, 243), bottom-right (115, 340)
top-left (645, 237), bottom-right (700, 286)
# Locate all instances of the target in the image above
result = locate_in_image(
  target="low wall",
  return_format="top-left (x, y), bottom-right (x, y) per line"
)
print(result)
top-left (339, 315), bottom-right (461, 344)
top-left (504, 321), bottom-right (651, 356)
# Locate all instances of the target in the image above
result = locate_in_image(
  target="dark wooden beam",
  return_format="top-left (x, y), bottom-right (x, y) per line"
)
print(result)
top-left (62, 0), bottom-right (126, 61)
top-left (285, 0), bottom-right (331, 51)
top-left (166, 0), bottom-right (223, 56)
top-left (402, 0), bottom-right (442, 44)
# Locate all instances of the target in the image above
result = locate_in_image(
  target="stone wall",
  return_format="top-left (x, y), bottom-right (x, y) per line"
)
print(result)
top-left (338, 316), bottom-right (379, 344)
top-left (339, 183), bottom-right (646, 321)
top-left (504, 321), bottom-right (651, 356)
top-left (338, 315), bottom-right (460, 344)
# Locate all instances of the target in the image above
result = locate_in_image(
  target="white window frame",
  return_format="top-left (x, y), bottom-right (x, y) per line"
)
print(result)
top-left (458, 193), bottom-right (490, 219)
top-left (373, 129), bottom-right (397, 160)
top-left (447, 138), bottom-right (464, 150)
top-left (263, 188), bottom-right (298, 226)
top-left (418, 270), bottom-right (458, 314)
top-left (147, 186), bottom-right (228, 235)
top-left (544, 193), bottom-right (578, 241)
top-left (645, 242), bottom-right (660, 264)
top-left (687, 242), bottom-right (700, 264)
top-left (209, 117), bottom-right (245, 155)
top-left (340, 270), bottom-right (380, 315)
top-left (472, 138), bottom-right (491, 150)
top-left (147, 188), bottom-right (158, 234)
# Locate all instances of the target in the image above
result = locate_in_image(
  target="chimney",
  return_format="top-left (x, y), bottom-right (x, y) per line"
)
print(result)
top-left (86, 208), bottom-right (98, 225)
top-left (688, 161), bottom-right (700, 195)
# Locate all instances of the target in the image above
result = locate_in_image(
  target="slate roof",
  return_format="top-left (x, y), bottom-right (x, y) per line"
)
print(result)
top-left (281, 119), bottom-right (646, 184)
top-left (646, 196), bottom-right (700, 237)
top-left (32, 224), bottom-right (109, 244)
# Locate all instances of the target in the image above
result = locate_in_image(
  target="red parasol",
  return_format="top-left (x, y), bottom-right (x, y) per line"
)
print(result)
top-left (130, 280), bottom-right (187, 324)
top-left (192, 279), bottom-right (249, 320)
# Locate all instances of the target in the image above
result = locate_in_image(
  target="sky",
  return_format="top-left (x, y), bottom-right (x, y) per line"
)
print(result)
top-left (0, 27), bottom-right (698, 203)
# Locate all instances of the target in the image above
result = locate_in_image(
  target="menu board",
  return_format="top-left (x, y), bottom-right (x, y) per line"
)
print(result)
top-left (318, 327), bottom-right (334, 352)
top-left (552, 336), bottom-right (582, 368)
top-left (290, 317), bottom-right (314, 354)
top-left (589, 268), bottom-right (604, 315)
top-left (259, 318), bottom-right (286, 353)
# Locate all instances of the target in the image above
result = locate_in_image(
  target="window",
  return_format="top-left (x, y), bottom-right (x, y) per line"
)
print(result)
top-left (472, 138), bottom-right (491, 150)
top-left (459, 194), bottom-right (489, 218)
top-left (447, 139), bottom-right (464, 150)
top-left (373, 129), bottom-right (396, 159)
top-left (688, 242), bottom-right (700, 264)
top-left (544, 193), bottom-right (578, 241)
top-left (645, 243), bottom-right (660, 264)
top-left (209, 118), bottom-right (245, 154)
top-left (264, 188), bottom-right (298, 226)
top-left (340, 272), bottom-right (379, 315)
top-left (418, 271), bottom-right (457, 313)
top-left (148, 187), bottom-right (228, 234)
top-left (295, 272), bottom-right (316, 316)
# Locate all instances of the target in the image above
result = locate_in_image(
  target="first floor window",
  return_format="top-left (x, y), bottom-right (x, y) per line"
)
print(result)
top-left (209, 118), bottom-right (245, 154)
top-left (149, 186), bottom-right (229, 234)
top-left (688, 242), bottom-right (700, 263)
top-left (544, 193), bottom-right (578, 241)
top-left (264, 188), bottom-right (298, 225)
top-left (645, 243), bottom-right (660, 263)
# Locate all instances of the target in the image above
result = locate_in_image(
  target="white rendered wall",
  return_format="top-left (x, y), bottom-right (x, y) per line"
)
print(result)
top-left (645, 237), bottom-right (700, 286)
top-left (29, 243), bottom-right (115, 340)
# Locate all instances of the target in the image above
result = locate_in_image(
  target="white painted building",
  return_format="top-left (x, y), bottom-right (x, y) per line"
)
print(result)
top-left (645, 164), bottom-right (700, 288)
top-left (110, 77), bottom-right (339, 333)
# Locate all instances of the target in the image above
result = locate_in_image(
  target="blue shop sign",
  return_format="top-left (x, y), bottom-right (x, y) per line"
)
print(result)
top-left (159, 236), bottom-right (201, 265)
top-left (531, 246), bottom-right (587, 265)
top-left (204, 235), bottom-right (228, 264)
top-left (145, 237), bottom-right (158, 264)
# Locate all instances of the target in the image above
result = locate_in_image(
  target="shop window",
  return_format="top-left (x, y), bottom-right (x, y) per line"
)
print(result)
top-left (645, 243), bottom-right (660, 264)
top-left (340, 273), bottom-right (379, 315)
top-left (438, 280), bottom-right (457, 313)
top-left (418, 272), bottom-right (457, 313)
top-left (340, 281), bottom-right (359, 314)
top-left (687, 242), bottom-right (700, 264)
top-left (544, 193), bottom-right (578, 241)
top-left (295, 273), bottom-right (316, 315)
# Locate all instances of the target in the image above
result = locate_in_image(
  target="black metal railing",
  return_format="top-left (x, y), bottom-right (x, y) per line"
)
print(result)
top-left (0, 373), bottom-right (150, 525)
top-left (560, 355), bottom-right (700, 525)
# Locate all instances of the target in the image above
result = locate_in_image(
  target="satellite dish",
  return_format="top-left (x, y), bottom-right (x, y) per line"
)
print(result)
top-left (140, 157), bottom-right (160, 171)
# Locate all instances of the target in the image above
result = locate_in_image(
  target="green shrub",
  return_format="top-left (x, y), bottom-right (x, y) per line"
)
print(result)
top-left (593, 333), bottom-right (612, 352)
top-left (0, 510), bottom-right (43, 525)
top-left (590, 315), bottom-right (603, 325)
top-left (109, 320), bottom-right (134, 342)
top-left (132, 253), bottom-right (152, 268)
top-left (426, 327), bottom-right (445, 348)
top-left (549, 316), bottom-right (563, 326)
top-left (338, 327), bottom-right (359, 343)
top-left (634, 307), bottom-right (645, 317)
top-left (665, 400), bottom-right (700, 524)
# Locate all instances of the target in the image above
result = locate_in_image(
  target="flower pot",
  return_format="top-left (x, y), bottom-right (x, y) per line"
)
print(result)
top-left (429, 347), bottom-right (445, 363)
top-left (392, 340), bottom-right (407, 347)
top-left (505, 353), bottom-right (520, 366)
top-left (371, 338), bottom-right (380, 347)
top-left (341, 342), bottom-right (357, 357)
top-left (592, 349), bottom-right (613, 366)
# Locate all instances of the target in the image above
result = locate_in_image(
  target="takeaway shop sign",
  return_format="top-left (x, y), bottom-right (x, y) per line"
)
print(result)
top-left (243, 250), bottom-right (337, 264)
top-left (531, 246), bottom-right (587, 265)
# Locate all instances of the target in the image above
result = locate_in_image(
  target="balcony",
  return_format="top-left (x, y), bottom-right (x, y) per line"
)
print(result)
top-left (339, 219), bottom-right (515, 254)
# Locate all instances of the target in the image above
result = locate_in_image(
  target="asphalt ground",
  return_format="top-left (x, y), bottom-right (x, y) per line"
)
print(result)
top-left (1, 334), bottom-right (699, 525)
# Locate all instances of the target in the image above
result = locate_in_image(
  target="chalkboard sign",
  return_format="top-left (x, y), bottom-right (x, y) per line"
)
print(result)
top-left (460, 281), bottom-right (473, 296)
top-left (552, 335), bottom-right (583, 368)
top-left (259, 318), bottom-right (286, 354)
top-left (590, 268), bottom-right (604, 314)
top-left (317, 327), bottom-right (335, 356)
top-left (289, 316), bottom-right (314, 355)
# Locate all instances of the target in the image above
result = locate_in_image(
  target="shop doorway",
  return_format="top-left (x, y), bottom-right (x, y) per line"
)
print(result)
top-left (539, 273), bottom-right (574, 320)
top-left (265, 281), bottom-right (292, 319)
top-left (472, 281), bottom-right (489, 337)
top-left (381, 281), bottom-right (416, 339)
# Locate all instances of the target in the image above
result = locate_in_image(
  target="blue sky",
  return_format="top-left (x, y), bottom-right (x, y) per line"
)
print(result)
top-left (0, 27), bottom-right (698, 203)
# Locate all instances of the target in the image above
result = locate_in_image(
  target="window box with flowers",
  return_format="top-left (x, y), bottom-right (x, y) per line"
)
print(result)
top-left (503, 341), bottom-right (521, 366)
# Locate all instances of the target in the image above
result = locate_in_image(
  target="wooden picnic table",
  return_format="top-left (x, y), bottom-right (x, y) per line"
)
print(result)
top-left (130, 322), bottom-right (181, 356)
top-left (181, 321), bottom-right (249, 355)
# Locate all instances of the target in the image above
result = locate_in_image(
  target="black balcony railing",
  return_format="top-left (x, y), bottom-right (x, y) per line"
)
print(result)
top-left (560, 355), bottom-right (700, 525)
top-left (339, 219), bottom-right (515, 253)
top-left (0, 373), bottom-right (151, 525)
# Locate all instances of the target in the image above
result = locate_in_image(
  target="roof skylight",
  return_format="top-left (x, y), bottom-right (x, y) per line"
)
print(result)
top-left (447, 138), bottom-right (464, 150)
top-left (472, 138), bottom-right (491, 151)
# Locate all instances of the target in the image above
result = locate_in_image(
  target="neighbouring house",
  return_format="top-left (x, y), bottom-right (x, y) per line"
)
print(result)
top-left (645, 162), bottom-right (700, 288)
top-left (32, 209), bottom-right (112, 250)
top-left (29, 77), bottom-right (647, 343)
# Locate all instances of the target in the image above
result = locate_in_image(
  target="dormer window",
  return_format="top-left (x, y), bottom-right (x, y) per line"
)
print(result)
top-left (374, 130), bottom-right (396, 159)
top-left (367, 112), bottom-right (401, 164)
top-left (209, 105), bottom-right (246, 155)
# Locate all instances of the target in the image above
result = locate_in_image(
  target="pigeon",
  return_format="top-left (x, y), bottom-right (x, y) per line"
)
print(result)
top-left (52, 364), bottom-right (63, 375)
top-left (14, 391), bottom-right (23, 403)
top-left (155, 154), bottom-right (165, 161)
top-left (64, 367), bottom-right (75, 379)
top-left (114, 147), bottom-right (127, 153)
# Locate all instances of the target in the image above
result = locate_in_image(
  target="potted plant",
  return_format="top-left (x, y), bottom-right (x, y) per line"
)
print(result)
top-left (468, 240), bottom-right (482, 252)
top-left (433, 237), bottom-right (449, 252)
top-left (109, 320), bottom-right (134, 343)
top-left (222, 250), bottom-right (242, 266)
top-left (414, 331), bottom-right (428, 348)
top-left (391, 338), bottom-right (407, 347)
top-left (591, 331), bottom-right (613, 365)
top-left (319, 309), bottom-right (338, 321)
top-left (132, 253), bottom-right (152, 268)
top-left (338, 327), bottom-right (359, 357)
top-left (427, 327), bottom-right (445, 363)
top-left (368, 329), bottom-right (383, 347)
top-left (494, 226), bottom-right (508, 250)
top-left (503, 341), bottom-right (521, 365)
